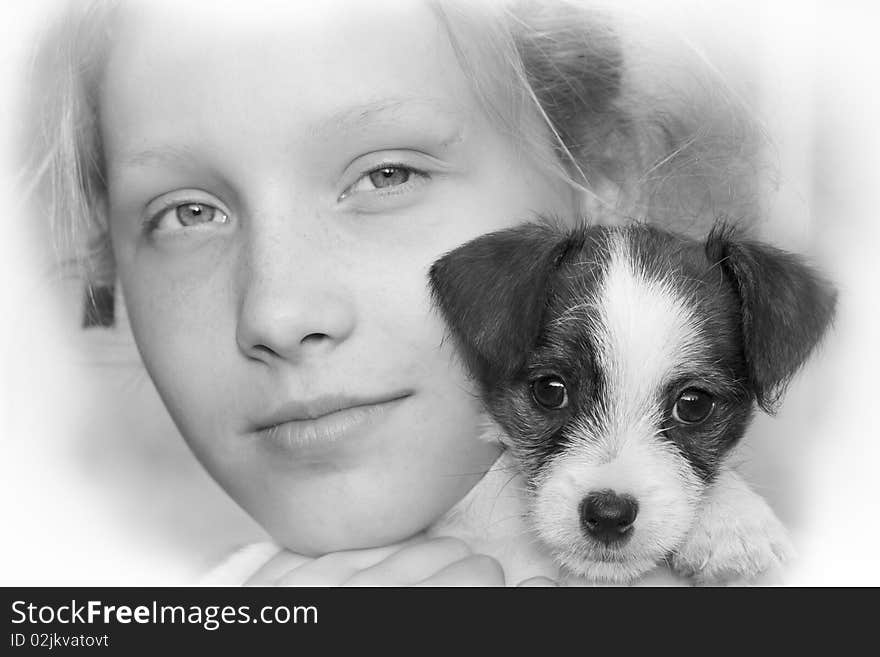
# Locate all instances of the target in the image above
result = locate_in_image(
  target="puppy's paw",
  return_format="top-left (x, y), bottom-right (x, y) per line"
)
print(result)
top-left (671, 469), bottom-right (794, 586)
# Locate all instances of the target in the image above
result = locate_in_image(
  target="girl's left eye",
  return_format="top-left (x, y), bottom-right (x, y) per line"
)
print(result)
top-left (341, 164), bottom-right (428, 198)
top-left (368, 167), bottom-right (411, 189)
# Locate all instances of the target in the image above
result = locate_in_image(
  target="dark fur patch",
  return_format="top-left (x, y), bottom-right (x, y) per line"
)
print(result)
top-left (429, 223), bottom-right (579, 388)
top-left (706, 222), bottom-right (838, 411)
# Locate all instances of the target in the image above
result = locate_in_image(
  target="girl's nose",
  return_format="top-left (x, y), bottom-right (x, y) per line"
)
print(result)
top-left (235, 243), bottom-right (356, 364)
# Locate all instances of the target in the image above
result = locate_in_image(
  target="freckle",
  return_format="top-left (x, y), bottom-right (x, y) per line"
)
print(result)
top-left (440, 127), bottom-right (464, 148)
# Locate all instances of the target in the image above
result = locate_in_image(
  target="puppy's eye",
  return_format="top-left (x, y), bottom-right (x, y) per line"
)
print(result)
top-left (531, 376), bottom-right (568, 410)
top-left (672, 388), bottom-right (715, 424)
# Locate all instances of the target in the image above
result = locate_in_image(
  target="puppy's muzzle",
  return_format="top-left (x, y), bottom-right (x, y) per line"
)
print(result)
top-left (579, 490), bottom-right (639, 545)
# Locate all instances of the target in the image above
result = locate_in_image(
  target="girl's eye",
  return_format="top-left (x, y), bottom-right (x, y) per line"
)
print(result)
top-left (531, 375), bottom-right (569, 410)
top-left (672, 388), bottom-right (716, 425)
top-left (340, 163), bottom-right (428, 199)
top-left (176, 202), bottom-right (222, 226)
top-left (147, 200), bottom-right (229, 233)
top-left (368, 167), bottom-right (411, 189)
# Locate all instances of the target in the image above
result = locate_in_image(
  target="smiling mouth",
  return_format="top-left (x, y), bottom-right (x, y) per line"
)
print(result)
top-left (255, 394), bottom-right (412, 453)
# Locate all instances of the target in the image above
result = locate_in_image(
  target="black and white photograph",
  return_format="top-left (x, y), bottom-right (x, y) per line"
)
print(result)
top-left (1, 0), bottom-right (878, 604)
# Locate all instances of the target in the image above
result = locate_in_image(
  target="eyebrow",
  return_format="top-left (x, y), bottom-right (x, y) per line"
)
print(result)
top-left (314, 96), bottom-right (465, 138)
top-left (117, 97), bottom-right (466, 171)
top-left (119, 144), bottom-right (202, 170)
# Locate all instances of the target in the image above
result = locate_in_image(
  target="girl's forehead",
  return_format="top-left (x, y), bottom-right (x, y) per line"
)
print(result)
top-left (121, 0), bottom-right (437, 30)
top-left (101, 0), bottom-right (484, 159)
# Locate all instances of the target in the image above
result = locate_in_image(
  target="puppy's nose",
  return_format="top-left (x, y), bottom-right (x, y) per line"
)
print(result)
top-left (579, 490), bottom-right (639, 544)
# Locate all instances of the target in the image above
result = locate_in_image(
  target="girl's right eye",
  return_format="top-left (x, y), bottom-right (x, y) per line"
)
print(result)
top-left (145, 198), bottom-right (230, 233)
top-left (175, 202), bottom-right (224, 226)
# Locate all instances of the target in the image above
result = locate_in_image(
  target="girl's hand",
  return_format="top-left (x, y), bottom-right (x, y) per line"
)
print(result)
top-left (244, 536), bottom-right (507, 587)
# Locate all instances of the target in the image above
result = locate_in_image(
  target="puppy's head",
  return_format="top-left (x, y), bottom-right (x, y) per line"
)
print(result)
top-left (430, 221), bottom-right (836, 582)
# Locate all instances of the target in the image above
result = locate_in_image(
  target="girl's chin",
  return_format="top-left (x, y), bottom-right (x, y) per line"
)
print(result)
top-left (245, 482), bottom-right (447, 557)
top-left (267, 514), bottom-right (430, 557)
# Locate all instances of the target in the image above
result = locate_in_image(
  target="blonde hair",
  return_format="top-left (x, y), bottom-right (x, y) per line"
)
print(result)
top-left (23, 0), bottom-right (766, 316)
top-left (24, 1), bottom-right (116, 288)
top-left (435, 0), bottom-right (767, 228)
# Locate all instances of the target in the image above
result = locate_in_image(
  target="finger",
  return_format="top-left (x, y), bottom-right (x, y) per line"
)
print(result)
top-left (718, 564), bottom-right (787, 587)
top-left (516, 576), bottom-right (558, 587)
top-left (244, 550), bottom-right (312, 586)
top-left (202, 542), bottom-right (285, 586)
top-left (415, 554), bottom-right (505, 587)
top-left (276, 536), bottom-right (428, 587)
top-left (343, 537), bottom-right (472, 586)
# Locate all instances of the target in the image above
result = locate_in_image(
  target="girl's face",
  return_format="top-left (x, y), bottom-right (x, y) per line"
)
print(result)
top-left (102, 0), bottom-right (576, 554)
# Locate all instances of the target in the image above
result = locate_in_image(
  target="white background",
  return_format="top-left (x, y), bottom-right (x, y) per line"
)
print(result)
top-left (1, 0), bottom-right (879, 585)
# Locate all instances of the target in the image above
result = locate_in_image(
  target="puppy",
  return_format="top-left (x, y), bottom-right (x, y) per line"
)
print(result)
top-left (429, 221), bottom-right (836, 584)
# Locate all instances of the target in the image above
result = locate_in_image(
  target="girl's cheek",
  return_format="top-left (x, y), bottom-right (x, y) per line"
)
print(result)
top-left (118, 245), bottom-right (235, 372)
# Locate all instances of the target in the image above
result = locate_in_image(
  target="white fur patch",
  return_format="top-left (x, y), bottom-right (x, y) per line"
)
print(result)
top-left (593, 233), bottom-right (705, 429)
top-left (671, 467), bottom-right (794, 585)
top-left (531, 432), bottom-right (701, 582)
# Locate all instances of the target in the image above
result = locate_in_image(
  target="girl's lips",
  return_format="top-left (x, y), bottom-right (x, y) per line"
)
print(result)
top-left (254, 394), bottom-right (411, 454)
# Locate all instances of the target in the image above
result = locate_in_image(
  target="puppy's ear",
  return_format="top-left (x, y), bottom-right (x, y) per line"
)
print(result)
top-left (429, 223), bottom-right (571, 386)
top-left (706, 223), bottom-right (837, 411)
